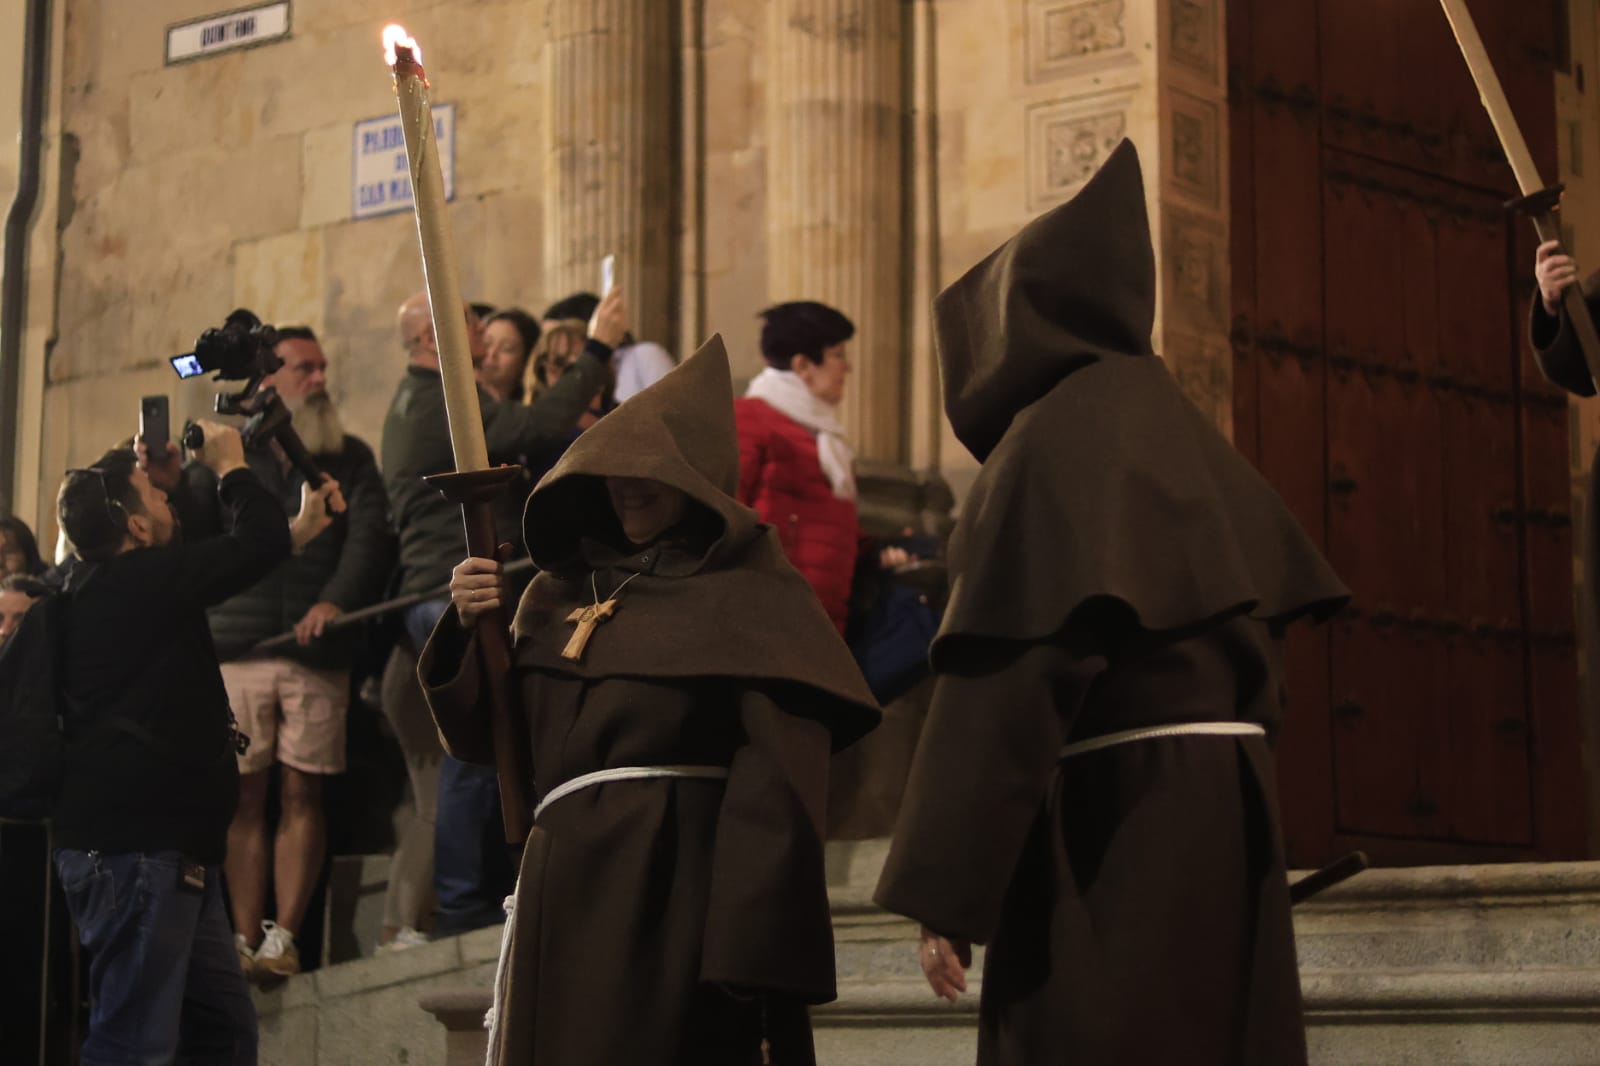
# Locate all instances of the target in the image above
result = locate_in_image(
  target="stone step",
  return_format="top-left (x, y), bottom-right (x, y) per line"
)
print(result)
top-left (264, 842), bottom-right (1600, 1066)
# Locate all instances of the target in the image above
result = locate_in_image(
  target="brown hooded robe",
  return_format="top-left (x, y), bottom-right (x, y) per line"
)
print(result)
top-left (421, 336), bottom-right (879, 1066)
top-left (873, 141), bottom-right (1349, 1066)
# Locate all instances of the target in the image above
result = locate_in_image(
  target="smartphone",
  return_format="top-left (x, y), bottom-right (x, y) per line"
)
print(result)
top-left (600, 253), bottom-right (616, 295)
top-left (140, 395), bottom-right (170, 452)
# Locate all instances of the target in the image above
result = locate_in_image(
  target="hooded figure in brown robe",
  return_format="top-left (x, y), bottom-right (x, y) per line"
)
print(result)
top-left (420, 335), bottom-right (879, 1065)
top-left (873, 140), bottom-right (1350, 1065)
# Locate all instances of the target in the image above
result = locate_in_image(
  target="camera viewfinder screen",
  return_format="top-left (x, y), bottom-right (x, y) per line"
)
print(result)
top-left (170, 353), bottom-right (206, 379)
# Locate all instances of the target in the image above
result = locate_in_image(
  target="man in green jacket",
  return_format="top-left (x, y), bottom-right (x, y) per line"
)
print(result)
top-left (375, 287), bottom-right (627, 946)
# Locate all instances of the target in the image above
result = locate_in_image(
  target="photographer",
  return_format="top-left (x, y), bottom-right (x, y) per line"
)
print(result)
top-left (162, 326), bottom-right (391, 980)
top-left (50, 423), bottom-right (330, 1065)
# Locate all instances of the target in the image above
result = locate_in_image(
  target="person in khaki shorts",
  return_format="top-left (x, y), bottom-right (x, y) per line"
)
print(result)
top-left (170, 326), bottom-right (395, 980)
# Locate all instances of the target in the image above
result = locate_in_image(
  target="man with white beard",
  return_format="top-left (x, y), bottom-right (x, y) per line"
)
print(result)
top-left (167, 325), bottom-right (396, 980)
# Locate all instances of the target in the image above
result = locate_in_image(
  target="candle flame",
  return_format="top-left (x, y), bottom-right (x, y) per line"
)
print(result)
top-left (382, 24), bottom-right (421, 66)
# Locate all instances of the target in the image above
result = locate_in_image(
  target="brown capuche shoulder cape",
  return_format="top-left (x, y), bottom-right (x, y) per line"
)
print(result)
top-left (932, 139), bottom-right (1348, 662)
top-left (511, 333), bottom-right (879, 748)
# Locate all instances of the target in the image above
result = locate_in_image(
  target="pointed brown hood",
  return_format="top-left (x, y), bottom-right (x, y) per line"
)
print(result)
top-left (523, 334), bottom-right (759, 574)
top-left (936, 138), bottom-right (1156, 462)
top-left (930, 142), bottom-right (1348, 658)
top-left (510, 334), bottom-right (880, 749)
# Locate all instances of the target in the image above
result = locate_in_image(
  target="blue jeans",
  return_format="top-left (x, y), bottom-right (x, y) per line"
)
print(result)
top-left (433, 755), bottom-right (516, 936)
top-left (54, 849), bottom-right (257, 1066)
top-left (404, 598), bottom-right (450, 656)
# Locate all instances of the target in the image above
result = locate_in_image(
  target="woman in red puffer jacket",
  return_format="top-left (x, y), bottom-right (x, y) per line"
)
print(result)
top-left (735, 301), bottom-right (874, 634)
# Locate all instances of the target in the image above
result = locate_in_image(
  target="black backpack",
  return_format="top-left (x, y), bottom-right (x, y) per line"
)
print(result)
top-left (0, 589), bottom-right (70, 820)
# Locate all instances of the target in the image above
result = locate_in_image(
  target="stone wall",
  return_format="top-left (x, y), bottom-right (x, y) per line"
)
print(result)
top-left (11, 0), bottom-right (1236, 533)
top-left (32, 0), bottom-right (558, 540)
top-left (3, 1), bottom-right (1579, 536)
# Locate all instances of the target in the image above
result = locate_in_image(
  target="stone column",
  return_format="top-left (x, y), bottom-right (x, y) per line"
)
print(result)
top-left (543, 1), bottom-right (677, 345)
top-left (766, 1), bottom-right (906, 462)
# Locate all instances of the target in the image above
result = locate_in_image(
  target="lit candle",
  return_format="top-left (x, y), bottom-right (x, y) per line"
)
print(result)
top-left (384, 24), bottom-right (489, 472)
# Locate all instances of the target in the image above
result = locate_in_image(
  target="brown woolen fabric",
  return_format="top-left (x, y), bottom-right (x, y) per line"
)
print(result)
top-left (877, 618), bottom-right (1310, 1066)
top-left (878, 142), bottom-right (1331, 1064)
top-left (930, 139), bottom-right (1348, 662)
top-left (420, 334), bottom-right (878, 1064)
top-left (425, 651), bottom-right (829, 1064)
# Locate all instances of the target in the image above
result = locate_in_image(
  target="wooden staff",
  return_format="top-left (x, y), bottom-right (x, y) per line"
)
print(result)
top-left (386, 25), bottom-right (530, 845)
top-left (1439, 0), bottom-right (1600, 389)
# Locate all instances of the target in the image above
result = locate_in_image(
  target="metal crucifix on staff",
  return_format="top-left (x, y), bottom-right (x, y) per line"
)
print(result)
top-left (1438, 0), bottom-right (1600, 390)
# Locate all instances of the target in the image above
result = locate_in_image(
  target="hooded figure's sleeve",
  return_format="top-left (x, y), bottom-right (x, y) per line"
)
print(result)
top-left (699, 683), bottom-right (839, 1004)
top-left (1529, 288), bottom-right (1600, 397)
top-left (417, 608), bottom-right (497, 766)
top-left (874, 632), bottom-right (1105, 945)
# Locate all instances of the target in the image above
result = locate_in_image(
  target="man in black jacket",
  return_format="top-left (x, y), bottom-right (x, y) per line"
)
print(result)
top-left (52, 422), bottom-right (299, 1066)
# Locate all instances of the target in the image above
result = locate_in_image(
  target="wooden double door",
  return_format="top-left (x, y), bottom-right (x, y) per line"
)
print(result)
top-left (1228, 0), bottom-right (1588, 864)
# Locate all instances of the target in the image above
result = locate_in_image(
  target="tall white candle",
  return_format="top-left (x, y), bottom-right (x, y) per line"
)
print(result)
top-left (385, 25), bottom-right (490, 472)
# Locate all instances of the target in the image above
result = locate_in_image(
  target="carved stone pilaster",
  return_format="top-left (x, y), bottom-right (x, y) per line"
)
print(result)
top-left (543, 1), bottom-right (677, 343)
top-left (765, 1), bottom-right (906, 462)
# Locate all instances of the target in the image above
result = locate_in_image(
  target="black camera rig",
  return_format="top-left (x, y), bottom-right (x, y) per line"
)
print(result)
top-left (170, 309), bottom-right (330, 492)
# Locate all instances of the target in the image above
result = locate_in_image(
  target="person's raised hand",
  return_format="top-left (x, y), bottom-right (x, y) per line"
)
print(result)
top-left (190, 420), bottom-right (246, 477)
top-left (589, 286), bottom-right (628, 350)
top-left (1537, 239), bottom-right (1581, 317)
top-left (451, 555), bottom-right (505, 628)
top-left (918, 925), bottom-right (971, 1003)
top-left (135, 436), bottom-right (184, 493)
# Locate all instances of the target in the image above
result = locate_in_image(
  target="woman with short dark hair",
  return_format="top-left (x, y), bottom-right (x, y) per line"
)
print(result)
top-left (733, 302), bottom-right (861, 635)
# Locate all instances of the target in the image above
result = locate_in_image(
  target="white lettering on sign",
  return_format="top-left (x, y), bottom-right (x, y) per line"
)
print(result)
top-left (166, 3), bottom-right (291, 64)
top-left (351, 106), bottom-right (455, 221)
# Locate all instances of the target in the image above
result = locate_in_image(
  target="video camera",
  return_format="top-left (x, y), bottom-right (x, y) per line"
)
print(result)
top-left (171, 309), bottom-right (283, 384)
top-left (170, 308), bottom-right (333, 495)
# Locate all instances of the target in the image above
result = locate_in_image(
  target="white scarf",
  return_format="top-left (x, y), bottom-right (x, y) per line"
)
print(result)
top-left (745, 367), bottom-right (857, 501)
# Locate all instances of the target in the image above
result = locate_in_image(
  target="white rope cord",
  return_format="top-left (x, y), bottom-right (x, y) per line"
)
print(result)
top-left (482, 890), bottom-right (517, 1056)
top-left (1060, 721), bottom-right (1265, 759)
top-left (532, 765), bottom-right (731, 822)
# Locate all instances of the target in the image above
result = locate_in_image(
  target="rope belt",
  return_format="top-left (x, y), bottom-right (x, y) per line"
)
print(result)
top-left (1060, 721), bottom-right (1265, 759)
top-left (532, 765), bottom-right (732, 822)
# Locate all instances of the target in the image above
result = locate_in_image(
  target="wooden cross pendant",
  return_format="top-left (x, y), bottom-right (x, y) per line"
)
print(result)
top-left (562, 599), bottom-right (618, 661)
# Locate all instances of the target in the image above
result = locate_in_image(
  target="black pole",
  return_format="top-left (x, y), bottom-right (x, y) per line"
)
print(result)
top-left (0, 0), bottom-right (52, 517)
top-left (235, 558), bottom-right (536, 657)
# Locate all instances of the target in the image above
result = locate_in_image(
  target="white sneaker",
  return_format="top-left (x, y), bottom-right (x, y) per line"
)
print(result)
top-left (234, 933), bottom-right (257, 979)
top-left (254, 920), bottom-right (300, 978)
top-left (376, 926), bottom-right (430, 953)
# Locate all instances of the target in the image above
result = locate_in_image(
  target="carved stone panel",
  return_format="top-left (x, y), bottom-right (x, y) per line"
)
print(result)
top-left (1027, 0), bottom-right (1137, 84)
top-left (1162, 204), bottom-right (1228, 331)
top-left (1025, 88), bottom-right (1136, 209)
top-left (1168, 87), bottom-right (1221, 208)
top-left (1163, 329), bottom-right (1233, 435)
top-left (1167, 0), bottom-right (1218, 82)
